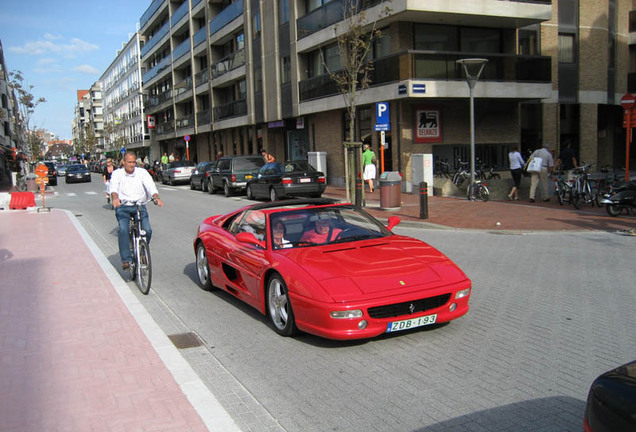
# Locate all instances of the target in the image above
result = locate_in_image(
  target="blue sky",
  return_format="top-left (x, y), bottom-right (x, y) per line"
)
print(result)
top-left (1, 0), bottom-right (151, 140)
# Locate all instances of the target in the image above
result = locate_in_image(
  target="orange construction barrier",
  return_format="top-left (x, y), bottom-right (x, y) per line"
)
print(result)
top-left (9, 192), bottom-right (36, 210)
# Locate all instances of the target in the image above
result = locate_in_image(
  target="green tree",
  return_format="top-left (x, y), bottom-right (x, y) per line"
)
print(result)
top-left (9, 70), bottom-right (47, 157)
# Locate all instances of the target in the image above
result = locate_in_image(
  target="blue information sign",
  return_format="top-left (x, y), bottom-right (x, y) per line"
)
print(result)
top-left (374, 102), bottom-right (390, 131)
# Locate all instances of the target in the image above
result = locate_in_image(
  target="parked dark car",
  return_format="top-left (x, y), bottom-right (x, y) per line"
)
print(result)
top-left (206, 155), bottom-right (265, 197)
top-left (583, 359), bottom-right (636, 432)
top-left (246, 161), bottom-right (326, 201)
top-left (65, 164), bottom-right (92, 183)
top-left (190, 161), bottom-right (215, 191)
top-left (43, 161), bottom-right (58, 186)
top-left (161, 160), bottom-right (196, 185)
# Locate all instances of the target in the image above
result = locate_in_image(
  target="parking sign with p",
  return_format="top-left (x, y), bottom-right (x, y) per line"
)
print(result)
top-left (375, 102), bottom-right (390, 131)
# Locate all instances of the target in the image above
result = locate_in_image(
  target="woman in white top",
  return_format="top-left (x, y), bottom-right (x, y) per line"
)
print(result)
top-left (507, 146), bottom-right (525, 200)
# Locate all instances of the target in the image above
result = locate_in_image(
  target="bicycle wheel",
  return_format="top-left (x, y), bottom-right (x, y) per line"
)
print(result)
top-left (136, 238), bottom-right (152, 294)
top-left (128, 233), bottom-right (137, 281)
top-left (571, 190), bottom-right (582, 209)
top-left (555, 183), bottom-right (564, 205)
top-left (477, 184), bottom-right (489, 202)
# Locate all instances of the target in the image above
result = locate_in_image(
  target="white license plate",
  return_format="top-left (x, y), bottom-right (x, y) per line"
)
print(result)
top-left (299, 178), bottom-right (311, 183)
top-left (386, 314), bottom-right (437, 333)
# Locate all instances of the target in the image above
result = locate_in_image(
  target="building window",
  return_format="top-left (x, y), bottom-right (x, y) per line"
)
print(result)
top-left (460, 28), bottom-right (501, 53)
top-left (281, 56), bottom-right (291, 84)
top-left (254, 65), bottom-right (263, 92)
top-left (518, 25), bottom-right (540, 55)
top-left (558, 34), bottom-right (575, 63)
top-left (279, 0), bottom-right (289, 24)
top-left (414, 24), bottom-right (457, 51)
top-left (252, 10), bottom-right (261, 39)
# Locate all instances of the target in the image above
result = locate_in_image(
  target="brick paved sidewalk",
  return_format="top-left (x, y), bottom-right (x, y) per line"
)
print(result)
top-left (324, 186), bottom-right (636, 232)
top-left (0, 209), bottom-right (239, 432)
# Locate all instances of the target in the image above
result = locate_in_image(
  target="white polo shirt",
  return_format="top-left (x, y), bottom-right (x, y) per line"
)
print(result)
top-left (110, 167), bottom-right (158, 204)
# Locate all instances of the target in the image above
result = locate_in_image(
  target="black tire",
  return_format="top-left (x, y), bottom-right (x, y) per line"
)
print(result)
top-left (477, 184), bottom-right (489, 202)
top-left (224, 182), bottom-right (232, 197)
top-left (208, 179), bottom-right (216, 194)
top-left (571, 191), bottom-right (582, 209)
top-left (195, 243), bottom-right (213, 290)
top-left (169, 176), bottom-right (175, 186)
top-left (266, 274), bottom-right (298, 337)
top-left (606, 203), bottom-right (622, 217)
top-left (246, 185), bottom-right (255, 200)
top-left (190, 179), bottom-right (196, 190)
top-left (201, 179), bottom-right (208, 192)
top-left (136, 238), bottom-right (152, 295)
top-left (270, 187), bottom-right (278, 202)
top-left (556, 187), bottom-right (565, 205)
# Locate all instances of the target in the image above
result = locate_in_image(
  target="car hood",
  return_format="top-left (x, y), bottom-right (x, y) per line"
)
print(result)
top-left (288, 236), bottom-right (469, 302)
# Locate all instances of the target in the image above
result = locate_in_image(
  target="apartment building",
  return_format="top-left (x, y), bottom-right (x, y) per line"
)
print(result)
top-left (137, 0), bottom-right (633, 187)
top-left (100, 33), bottom-right (149, 160)
top-left (72, 85), bottom-right (104, 157)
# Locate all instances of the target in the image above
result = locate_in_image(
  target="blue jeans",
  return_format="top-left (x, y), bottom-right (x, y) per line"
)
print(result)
top-left (115, 205), bottom-right (152, 264)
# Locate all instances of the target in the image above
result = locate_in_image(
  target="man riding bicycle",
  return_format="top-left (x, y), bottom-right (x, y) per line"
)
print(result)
top-left (110, 151), bottom-right (164, 271)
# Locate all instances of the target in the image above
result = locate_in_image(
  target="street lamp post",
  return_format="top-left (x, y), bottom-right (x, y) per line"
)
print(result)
top-left (456, 58), bottom-right (488, 200)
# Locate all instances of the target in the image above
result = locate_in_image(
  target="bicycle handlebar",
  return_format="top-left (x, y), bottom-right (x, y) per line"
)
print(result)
top-left (120, 197), bottom-right (158, 207)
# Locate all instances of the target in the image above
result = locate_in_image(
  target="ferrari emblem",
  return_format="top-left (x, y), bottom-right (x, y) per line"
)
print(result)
top-left (409, 303), bottom-right (415, 314)
top-left (399, 280), bottom-right (406, 285)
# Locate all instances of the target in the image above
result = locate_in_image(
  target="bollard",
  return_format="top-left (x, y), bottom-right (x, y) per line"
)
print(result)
top-left (419, 181), bottom-right (428, 219)
top-left (355, 177), bottom-right (362, 207)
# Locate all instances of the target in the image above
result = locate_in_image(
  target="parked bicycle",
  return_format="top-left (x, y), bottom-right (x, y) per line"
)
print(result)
top-left (452, 160), bottom-right (470, 187)
top-left (476, 159), bottom-right (501, 181)
top-left (570, 163), bottom-right (596, 209)
top-left (467, 179), bottom-right (490, 202)
top-left (594, 165), bottom-right (624, 207)
top-left (121, 197), bottom-right (157, 294)
top-left (435, 159), bottom-right (452, 178)
top-left (15, 174), bottom-right (28, 192)
top-left (550, 170), bottom-right (573, 206)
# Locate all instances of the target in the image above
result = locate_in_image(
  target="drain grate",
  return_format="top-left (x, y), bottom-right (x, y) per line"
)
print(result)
top-left (168, 332), bottom-right (204, 349)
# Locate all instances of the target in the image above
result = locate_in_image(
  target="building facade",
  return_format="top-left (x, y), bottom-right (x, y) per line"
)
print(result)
top-left (100, 33), bottom-right (151, 160)
top-left (72, 85), bottom-right (104, 159)
top-left (134, 0), bottom-right (633, 187)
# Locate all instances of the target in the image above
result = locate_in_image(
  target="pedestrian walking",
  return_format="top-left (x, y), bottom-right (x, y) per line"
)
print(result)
top-left (507, 146), bottom-right (525, 200)
top-left (554, 140), bottom-right (578, 180)
top-left (362, 143), bottom-right (377, 193)
top-left (528, 142), bottom-right (554, 202)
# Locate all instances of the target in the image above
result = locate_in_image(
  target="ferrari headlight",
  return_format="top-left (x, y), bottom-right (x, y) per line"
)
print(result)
top-left (330, 309), bottom-right (363, 319)
top-left (455, 288), bottom-right (471, 299)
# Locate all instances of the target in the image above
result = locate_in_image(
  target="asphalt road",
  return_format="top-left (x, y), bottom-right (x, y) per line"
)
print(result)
top-left (47, 173), bottom-right (636, 432)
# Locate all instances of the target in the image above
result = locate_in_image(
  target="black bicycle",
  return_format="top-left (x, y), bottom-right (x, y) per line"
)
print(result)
top-left (121, 198), bottom-right (157, 294)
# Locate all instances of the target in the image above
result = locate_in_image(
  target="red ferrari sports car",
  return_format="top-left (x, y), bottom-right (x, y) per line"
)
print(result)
top-left (193, 198), bottom-right (471, 340)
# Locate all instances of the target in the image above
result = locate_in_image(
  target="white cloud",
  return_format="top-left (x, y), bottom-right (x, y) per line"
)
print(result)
top-left (73, 64), bottom-right (99, 74)
top-left (9, 35), bottom-right (99, 58)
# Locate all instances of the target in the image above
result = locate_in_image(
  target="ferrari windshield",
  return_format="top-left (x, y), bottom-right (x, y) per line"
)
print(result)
top-left (268, 205), bottom-right (390, 249)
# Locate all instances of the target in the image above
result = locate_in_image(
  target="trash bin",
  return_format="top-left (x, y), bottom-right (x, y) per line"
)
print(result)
top-left (379, 171), bottom-right (402, 210)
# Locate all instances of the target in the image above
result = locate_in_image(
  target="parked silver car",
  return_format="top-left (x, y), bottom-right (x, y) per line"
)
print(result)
top-left (161, 160), bottom-right (196, 185)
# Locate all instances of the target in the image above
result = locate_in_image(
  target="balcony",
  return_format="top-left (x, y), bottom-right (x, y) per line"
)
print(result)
top-left (299, 51), bottom-right (551, 101)
top-left (140, 0), bottom-right (166, 30)
top-left (197, 109), bottom-right (211, 125)
top-left (193, 26), bottom-right (207, 48)
top-left (298, 0), bottom-right (551, 41)
top-left (141, 21), bottom-right (169, 58)
top-left (213, 99), bottom-right (247, 120)
top-left (195, 69), bottom-right (209, 87)
top-left (176, 114), bottom-right (195, 129)
top-left (210, 0), bottom-right (244, 36)
top-left (157, 120), bottom-right (175, 134)
top-left (173, 39), bottom-right (191, 62)
top-left (298, 0), bottom-right (382, 39)
top-left (171, 1), bottom-right (189, 28)
top-left (142, 56), bottom-right (171, 84)
top-left (212, 49), bottom-right (246, 79)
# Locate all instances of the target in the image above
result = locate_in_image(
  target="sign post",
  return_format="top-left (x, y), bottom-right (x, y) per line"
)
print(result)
top-left (375, 102), bottom-right (390, 174)
top-left (184, 135), bottom-right (191, 161)
top-left (34, 163), bottom-right (50, 212)
top-left (620, 93), bottom-right (634, 181)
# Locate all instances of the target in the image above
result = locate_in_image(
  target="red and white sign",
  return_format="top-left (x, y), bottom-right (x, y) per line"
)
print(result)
top-left (621, 93), bottom-right (635, 111)
top-left (147, 115), bottom-right (156, 128)
top-left (415, 107), bottom-right (442, 143)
